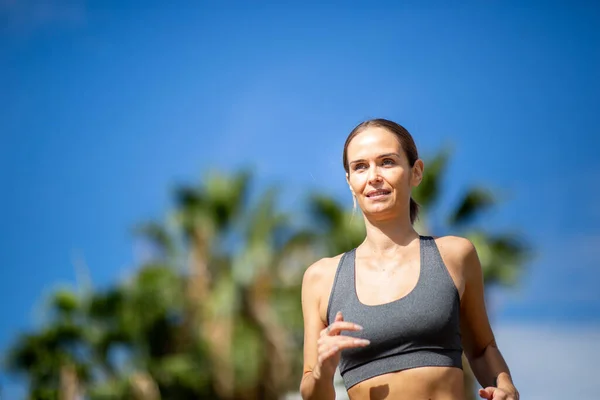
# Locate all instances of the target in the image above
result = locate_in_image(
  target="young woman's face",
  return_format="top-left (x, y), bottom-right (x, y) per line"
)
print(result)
top-left (346, 127), bottom-right (422, 220)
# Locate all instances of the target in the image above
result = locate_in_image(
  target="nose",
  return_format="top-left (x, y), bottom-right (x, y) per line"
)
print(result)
top-left (367, 164), bottom-right (382, 184)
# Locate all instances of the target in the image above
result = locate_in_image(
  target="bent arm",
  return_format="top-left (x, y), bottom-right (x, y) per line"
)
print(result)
top-left (299, 261), bottom-right (336, 400)
top-left (468, 339), bottom-right (515, 392)
top-left (299, 371), bottom-right (336, 400)
top-left (458, 239), bottom-right (519, 398)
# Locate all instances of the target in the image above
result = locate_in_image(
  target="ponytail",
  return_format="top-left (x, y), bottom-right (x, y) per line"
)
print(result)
top-left (410, 197), bottom-right (420, 225)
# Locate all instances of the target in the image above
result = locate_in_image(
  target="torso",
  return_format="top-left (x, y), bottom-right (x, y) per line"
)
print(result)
top-left (347, 366), bottom-right (464, 400)
top-left (315, 235), bottom-right (468, 399)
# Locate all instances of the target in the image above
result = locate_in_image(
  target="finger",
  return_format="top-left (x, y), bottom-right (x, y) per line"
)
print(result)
top-left (320, 322), bottom-right (358, 337)
top-left (492, 390), bottom-right (508, 400)
top-left (317, 336), bottom-right (370, 354)
top-left (318, 334), bottom-right (369, 347)
top-left (318, 340), bottom-right (368, 363)
top-left (486, 387), bottom-right (502, 398)
top-left (478, 388), bottom-right (494, 399)
top-left (330, 336), bottom-right (370, 351)
top-left (318, 338), bottom-right (370, 363)
top-left (335, 311), bottom-right (344, 322)
top-left (326, 321), bottom-right (363, 335)
top-left (317, 345), bottom-right (339, 365)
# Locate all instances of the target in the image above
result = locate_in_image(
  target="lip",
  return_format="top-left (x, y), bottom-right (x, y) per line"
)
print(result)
top-left (366, 189), bottom-right (391, 198)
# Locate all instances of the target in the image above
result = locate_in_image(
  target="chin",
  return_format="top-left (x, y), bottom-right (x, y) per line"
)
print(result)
top-left (364, 205), bottom-right (396, 219)
top-left (361, 199), bottom-right (402, 219)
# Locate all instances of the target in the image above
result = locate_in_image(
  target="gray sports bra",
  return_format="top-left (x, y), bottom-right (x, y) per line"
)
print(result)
top-left (326, 235), bottom-right (463, 389)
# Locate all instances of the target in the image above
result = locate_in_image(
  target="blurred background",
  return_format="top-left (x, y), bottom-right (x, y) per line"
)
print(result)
top-left (1, 1), bottom-right (599, 399)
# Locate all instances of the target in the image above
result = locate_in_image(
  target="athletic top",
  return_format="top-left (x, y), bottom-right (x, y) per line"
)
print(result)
top-left (326, 235), bottom-right (463, 390)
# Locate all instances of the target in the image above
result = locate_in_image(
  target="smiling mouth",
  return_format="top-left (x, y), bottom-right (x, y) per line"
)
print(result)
top-left (366, 189), bottom-right (391, 198)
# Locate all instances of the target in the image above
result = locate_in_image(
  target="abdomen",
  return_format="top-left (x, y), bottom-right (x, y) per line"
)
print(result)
top-left (347, 366), bottom-right (465, 400)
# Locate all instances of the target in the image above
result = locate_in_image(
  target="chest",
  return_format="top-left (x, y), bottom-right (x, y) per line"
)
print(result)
top-left (345, 276), bottom-right (460, 344)
top-left (354, 257), bottom-right (421, 306)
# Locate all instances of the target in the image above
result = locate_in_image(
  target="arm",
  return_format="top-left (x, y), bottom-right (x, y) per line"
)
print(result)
top-left (299, 261), bottom-right (336, 400)
top-left (299, 259), bottom-right (368, 400)
top-left (458, 239), bottom-right (519, 400)
top-left (468, 341), bottom-right (516, 397)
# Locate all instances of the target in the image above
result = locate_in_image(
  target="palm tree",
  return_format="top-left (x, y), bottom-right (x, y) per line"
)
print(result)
top-left (172, 173), bottom-right (317, 398)
top-left (6, 162), bottom-right (523, 400)
top-left (5, 289), bottom-right (90, 400)
top-left (169, 170), bottom-right (251, 398)
top-left (126, 170), bottom-right (313, 399)
top-left (6, 231), bottom-right (215, 399)
top-left (7, 169), bottom-right (317, 399)
top-left (123, 221), bottom-right (218, 399)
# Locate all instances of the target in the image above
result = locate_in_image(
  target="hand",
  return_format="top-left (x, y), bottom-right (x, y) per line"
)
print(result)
top-left (479, 387), bottom-right (519, 400)
top-left (314, 311), bottom-right (370, 379)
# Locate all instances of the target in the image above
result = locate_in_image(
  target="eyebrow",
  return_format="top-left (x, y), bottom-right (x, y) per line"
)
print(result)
top-left (349, 152), bottom-right (402, 165)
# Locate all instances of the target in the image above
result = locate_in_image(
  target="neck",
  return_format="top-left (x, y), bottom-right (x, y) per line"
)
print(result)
top-left (360, 213), bottom-right (420, 256)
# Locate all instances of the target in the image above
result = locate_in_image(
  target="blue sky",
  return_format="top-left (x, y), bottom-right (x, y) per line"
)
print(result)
top-left (1, 1), bottom-right (599, 398)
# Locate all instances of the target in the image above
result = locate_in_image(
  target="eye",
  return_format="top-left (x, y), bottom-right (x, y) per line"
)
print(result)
top-left (382, 158), bottom-right (395, 166)
top-left (353, 163), bottom-right (367, 171)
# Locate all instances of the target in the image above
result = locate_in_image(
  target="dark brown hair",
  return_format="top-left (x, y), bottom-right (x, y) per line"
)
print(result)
top-left (343, 118), bottom-right (420, 224)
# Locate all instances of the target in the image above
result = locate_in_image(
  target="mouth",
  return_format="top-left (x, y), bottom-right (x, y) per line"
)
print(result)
top-left (366, 189), bottom-right (391, 198)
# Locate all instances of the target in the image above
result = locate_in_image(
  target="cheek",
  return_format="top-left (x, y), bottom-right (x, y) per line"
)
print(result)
top-left (349, 173), bottom-right (367, 190)
top-left (384, 168), bottom-right (408, 183)
top-left (387, 171), bottom-right (413, 194)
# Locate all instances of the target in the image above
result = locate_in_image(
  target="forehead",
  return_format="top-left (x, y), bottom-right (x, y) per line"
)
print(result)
top-left (346, 127), bottom-right (403, 159)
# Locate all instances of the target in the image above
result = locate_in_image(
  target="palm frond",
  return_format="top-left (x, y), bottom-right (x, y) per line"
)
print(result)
top-left (132, 221), bottom-right (176, 260)
top-left (412, 148), bottom-right (451, 208)
top-left (448, 187), bottom-right (496, 227)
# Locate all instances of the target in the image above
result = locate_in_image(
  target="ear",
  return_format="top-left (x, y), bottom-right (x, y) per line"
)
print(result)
top-left (346, 173), bottom-right (354, 194)
top-left (410, 159), bottom-right (424, 187)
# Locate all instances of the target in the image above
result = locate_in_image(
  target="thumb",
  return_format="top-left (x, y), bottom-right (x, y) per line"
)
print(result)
top-left (478, 387), bottom-right (494, 399)
top-left (335, 311), bottom-right (344, 322)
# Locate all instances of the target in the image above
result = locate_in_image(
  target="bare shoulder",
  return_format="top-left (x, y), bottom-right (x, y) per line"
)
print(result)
top-left (431, 235), bottom-right (479, 297)
top-left (433, 235), bottom-right (477, 264)
top-left (302, 254), bottom-right (344, 291)
top-left (302, 254), bottom-right (344, 319)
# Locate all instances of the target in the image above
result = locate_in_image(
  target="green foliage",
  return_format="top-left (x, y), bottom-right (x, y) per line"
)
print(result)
top-left (309, 194), bottom-right (365, 255)
top-left (5, 157), bottom-right (531, 399)
top-left (412, 148), bottom-right (450, 208)
top-left (448, 188), bottom-right (496, 227)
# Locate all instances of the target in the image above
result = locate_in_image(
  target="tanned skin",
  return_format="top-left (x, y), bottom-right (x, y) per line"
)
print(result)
top-left (300, 126), bottom-right (518, 400)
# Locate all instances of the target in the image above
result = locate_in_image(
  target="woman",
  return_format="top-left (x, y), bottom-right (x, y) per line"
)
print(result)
top-left (299, 119), bottom-right (518, 400)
